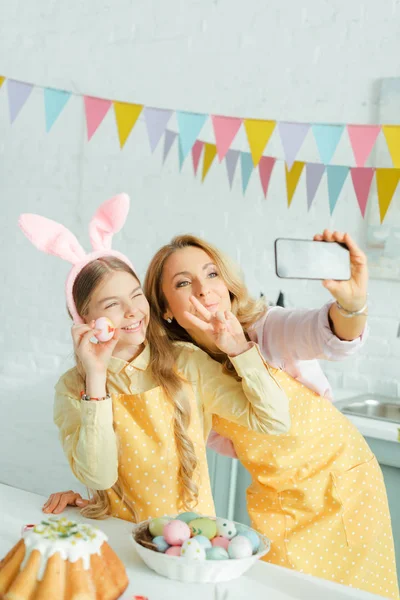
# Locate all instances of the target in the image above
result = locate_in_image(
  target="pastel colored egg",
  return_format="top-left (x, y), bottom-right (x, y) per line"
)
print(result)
top-left (211, 536), bottom-right (229, 551)
top-left (175, 511), bottom-right (199, 523)
top-left (193, 535), bottom-right (212, 549)
top-left (152, 535), bottom-right (170, 553)
top-left (188, 518), bottom-right (217, 540)
top-left (228, 536), bottom-right (253, 559)
top-left (165, 546), bottom-right (181, 557)
top-left (163, 520), bottom-right (191, 546)
top-left (206, 547), bottom-right (229, 561)
top-left (234, 523), bottom-right (247, 535)
top-left (94, 317), bottom-right (115, 342)
top-left (237, 529), bottom-right (260, 553)
top-left (149, 517), bottom-right (171, 538)
top-left (180, 539), bottom-right (206, 560)
top-left (216, 517), bottom-right (237, 540)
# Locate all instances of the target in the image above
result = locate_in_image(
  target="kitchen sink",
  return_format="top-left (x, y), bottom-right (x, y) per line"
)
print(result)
top-left (335, 394), bottom-right (400, 424)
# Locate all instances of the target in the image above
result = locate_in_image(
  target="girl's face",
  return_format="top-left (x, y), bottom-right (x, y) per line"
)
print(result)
top-left (162, 246), bottom-right (232, 333)
top-left (85, 271), bottom-right (150, 351)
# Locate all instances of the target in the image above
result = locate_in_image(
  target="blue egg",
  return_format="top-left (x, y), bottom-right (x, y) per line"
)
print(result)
top-left (175, 511), bottom-right (199, 523)
top-left (193, 535), bottom-right (212, 549)
top-left (153, 535), bottom-right (170, 553)
top-left (234, 523), bottom-right (247, 535)
top-left (237, 529), bottom-right (260, 553)
top-left (206, 547), bottom-right (229, 560)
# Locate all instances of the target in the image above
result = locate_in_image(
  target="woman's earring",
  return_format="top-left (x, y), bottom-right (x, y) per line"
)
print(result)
top-left (166, 317), bottom-right (172, 324)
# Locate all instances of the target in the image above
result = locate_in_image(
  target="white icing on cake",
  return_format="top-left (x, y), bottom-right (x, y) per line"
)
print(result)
top-left (20, 517), bottom-right (108, 580)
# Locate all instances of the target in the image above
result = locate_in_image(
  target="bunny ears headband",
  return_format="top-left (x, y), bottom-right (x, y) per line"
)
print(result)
top-left (18, 193), bottom-right (135, 324)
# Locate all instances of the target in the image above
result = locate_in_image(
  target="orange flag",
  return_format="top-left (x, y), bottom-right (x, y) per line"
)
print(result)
top-left (285, 162), bottom-right (305, 206)
top-left (375, 168), bottom-right (400, 223)
top-left (244, 119), bottom-right (276, 166)
top-left (114, 101), bottom-right (143, 148)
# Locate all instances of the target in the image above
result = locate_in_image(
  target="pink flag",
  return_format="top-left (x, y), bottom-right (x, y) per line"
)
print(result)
top-left (350, 167), bottom-right (375, 217)
top-left (192, 140), bottom-right (204, 175)
top-left (259, 157), bottom-right (276, 198)
top-left (84, 96), bottom-right (112, 141)
top-left (211, 115), bottom-right (242, 161)
top-left (347, 125), bottom-right (380, 167)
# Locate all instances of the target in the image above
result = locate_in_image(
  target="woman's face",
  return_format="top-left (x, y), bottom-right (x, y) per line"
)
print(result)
top-left (85, 270), bottom-right (150, 350)
top-left (161, 246), bottom-right (232, 333)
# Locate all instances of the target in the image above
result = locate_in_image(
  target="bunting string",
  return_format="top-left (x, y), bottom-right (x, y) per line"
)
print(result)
top-left (1, 75), bottom-right (399, 223)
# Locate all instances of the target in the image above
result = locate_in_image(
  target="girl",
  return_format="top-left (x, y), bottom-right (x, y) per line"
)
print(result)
top-left (20, 194), bottom-right (289, 525)
top-left (139, 232), bottom-right (398, 599)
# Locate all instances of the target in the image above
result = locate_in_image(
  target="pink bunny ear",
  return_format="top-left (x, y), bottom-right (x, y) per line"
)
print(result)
top-left (18, 214), bottom-right (86, 265)
top-left (89, 193), bottom-right (130, 251)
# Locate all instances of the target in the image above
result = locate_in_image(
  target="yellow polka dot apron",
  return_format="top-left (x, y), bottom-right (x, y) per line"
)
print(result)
top-left (213, 369), bottom-right (399, 600)
top-left (106, 386), bottom-right (215, 523)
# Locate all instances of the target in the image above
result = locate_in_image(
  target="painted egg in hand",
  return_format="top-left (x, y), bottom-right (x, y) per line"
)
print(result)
top-left (94, 317), bottom-right (115, 342)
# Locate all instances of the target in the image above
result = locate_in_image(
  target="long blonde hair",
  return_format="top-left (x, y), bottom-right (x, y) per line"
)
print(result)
top-left (144, 234), bottom-right (267, 376)
top-left (71, 256), bottom-right (199, 520)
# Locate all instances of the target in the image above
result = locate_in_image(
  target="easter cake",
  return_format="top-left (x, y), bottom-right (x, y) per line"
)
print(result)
top-left (0, 517), bottom-right (128, 600)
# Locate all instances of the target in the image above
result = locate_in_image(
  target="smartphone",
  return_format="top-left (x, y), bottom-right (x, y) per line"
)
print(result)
top-left (274, 238), bottom-right (351, 280)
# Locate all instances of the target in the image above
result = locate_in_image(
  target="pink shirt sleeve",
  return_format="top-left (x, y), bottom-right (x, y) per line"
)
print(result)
top-left (251, 301), bottom-right (368, 363)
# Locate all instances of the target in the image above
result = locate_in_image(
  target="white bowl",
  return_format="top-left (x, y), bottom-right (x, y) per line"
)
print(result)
top-left (131, 516), bottom-right (271, 583)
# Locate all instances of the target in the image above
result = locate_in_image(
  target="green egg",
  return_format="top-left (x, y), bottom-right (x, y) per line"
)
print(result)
top-left (189, 517), bottom-right (217, 540)
top-left (175, 511), bottom-right (199, 524)
top-left (149, 517), bottom-right (170, 537)
top-left (206, 547), bottom-right (229, 560)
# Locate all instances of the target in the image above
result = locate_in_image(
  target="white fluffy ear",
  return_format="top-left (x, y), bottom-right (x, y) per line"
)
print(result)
top-left (18, 214), bottom-right (86, 264)
top-left (89, 193), bottom-right (130, 251)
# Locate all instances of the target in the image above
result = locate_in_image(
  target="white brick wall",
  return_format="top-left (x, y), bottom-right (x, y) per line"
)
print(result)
top-left (0, 0), bottom-right (399, 496)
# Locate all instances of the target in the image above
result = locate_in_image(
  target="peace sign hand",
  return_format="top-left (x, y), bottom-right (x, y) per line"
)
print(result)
top-left (184, 296), bottom-right (251, 357)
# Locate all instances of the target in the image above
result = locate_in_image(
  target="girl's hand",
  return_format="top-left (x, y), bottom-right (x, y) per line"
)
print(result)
top-left (71, 321), bottom-right (119, 376)
top-left (313, 230), bottom-right (368, 311)
top-left (184, 296), bottom-right (251, 357)
top-left (42, 491), bottom-right (91, 514)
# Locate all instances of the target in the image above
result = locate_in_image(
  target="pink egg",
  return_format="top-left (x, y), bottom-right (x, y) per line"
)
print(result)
top-left (163, 520), bottom-right (191, 546)
top-left (165, 546), bottom-right (182, 557)
top-left (94, 317), bottom-right (115, 342)
top-left (211, 536), bottom-right (230, 550)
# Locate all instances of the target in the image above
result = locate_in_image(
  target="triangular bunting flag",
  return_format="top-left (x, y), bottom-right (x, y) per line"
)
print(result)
top-left (176, 111), bottom-right (207, 160)
top-left (7, 79), bottom-right (33, 123)
top-left (347, 125), bottom-right (380, 167)
top-left (84, 96), bottom-right (112, 141)
top-left (225, 150), bottom-right (240, 189)
top-left (0, 76), bottom-right (5, 89)
top-left (211, 115), bottom-right (242, 161)
top-left (259, 157), bottom-right (276, 198)
top-left (375, 168), bottom-right (400, 223)
top-left (44, 88), bottom-right (71, 132)
top-left (241, 152), bottom-right (253, 194)
top-left (350, 168), bottom-right (374, 217)
top-left (144, 107), bottom-right (173, 152)
top-left (202, 143), bottom-right (217, 182)
top-left (178, 140), bottom-right (185, 171)
top-left (244, 119), bottom-right (276, 167)
top-left (312, 124), bottom-right (344, 164)
top-left (326, 165), bottom-right (349, 214)
top-left (285, 162), bottom-right (305, 206)
top-left (278, 122), bottom-right (310, 169)
top-left (192, 140), bottom-right (204, 175)
top-left (306, 163), bottom-right (325, 210)
top-left (382, 126), bottom-right (400, 168)
top-left (162, 130), bottom-right (177, 163)
top-left (114, 101), bottom-right (143, 148)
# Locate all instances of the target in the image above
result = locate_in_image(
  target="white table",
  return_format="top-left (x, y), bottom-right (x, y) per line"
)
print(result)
top-left (0, 483), bottom-right (386, 600)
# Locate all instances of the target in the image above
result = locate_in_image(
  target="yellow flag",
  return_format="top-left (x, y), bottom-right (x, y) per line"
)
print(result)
top-left (244, 119), bottom-right (276, 166)
top-left (0, 76), bottom-right (5, 89)
top-left (114, 101), bottom-right (143, 148)
top-left (285, 162), bottom-right (305, 206)
top-left (382, 126), bottom-right (400, 168)
top-left (376, 168), bottom-right (400, 223)
top-left (202, 143), bottom-right (217, 181)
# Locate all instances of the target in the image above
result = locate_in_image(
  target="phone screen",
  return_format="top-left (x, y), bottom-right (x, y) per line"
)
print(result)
top-left (275, 238), bottom-right (351, 280)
